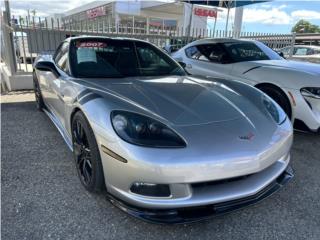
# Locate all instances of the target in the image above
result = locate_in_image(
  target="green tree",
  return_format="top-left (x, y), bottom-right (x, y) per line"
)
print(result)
top-left (292, 19), bottom-right (320, 33)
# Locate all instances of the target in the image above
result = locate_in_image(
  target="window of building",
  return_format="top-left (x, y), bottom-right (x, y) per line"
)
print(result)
top-left (134, 16), bottom-right (147, 34)
top-left (119, 15), bottom-right (134, 33)
top-left (164, 19), bottom-right (177, 30)
top-left (149, 18), bottom-right (163, 33)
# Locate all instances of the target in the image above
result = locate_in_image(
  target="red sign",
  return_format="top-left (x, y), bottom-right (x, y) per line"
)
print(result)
top-left (86, 7), bottom-right (105, 19)
top-left (194, 8), bottom-right (217, 18)
top-left (77, 42), bottom-right (107, 48)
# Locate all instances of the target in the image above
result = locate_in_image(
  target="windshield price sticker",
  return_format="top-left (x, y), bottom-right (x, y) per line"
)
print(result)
top-left (77, 48), bottom-right (97, 63)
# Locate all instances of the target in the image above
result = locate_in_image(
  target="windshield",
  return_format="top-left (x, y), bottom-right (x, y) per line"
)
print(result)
top-left (222, 41), bottom-right (283, 62)
top-left (70, 39), bottom-right (185, 78)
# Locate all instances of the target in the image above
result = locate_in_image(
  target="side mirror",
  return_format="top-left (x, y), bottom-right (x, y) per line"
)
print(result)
top-left (278, 51), bottom-right (285, 59)
top-left (163, 46), bottom-right (172, 54)
top-left (178, 61), bottom-right (186, 69)
top-left (35, 61), bottom-right (60, 77)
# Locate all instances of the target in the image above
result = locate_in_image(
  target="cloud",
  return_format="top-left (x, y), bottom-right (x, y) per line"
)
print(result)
top-left (260, 4), bottom-right (272, 9)
top-left (291, 10), bottom-right (320, 20)
top-left (278, 4), bottom-right (287, 10)
top-left (243, 7), bottom-right (293, 25)
top-left (215, 4), bottom-right (292, 25)
top-left (6, 0), bottom-right (95, 17)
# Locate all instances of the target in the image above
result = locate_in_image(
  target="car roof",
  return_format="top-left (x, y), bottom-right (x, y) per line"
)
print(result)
top-left (186, 38), bottom-right (257, 47)
top-left (294, 45), bottom-right (320, 49)
top-left (65, 35), bottom-right (150, 44)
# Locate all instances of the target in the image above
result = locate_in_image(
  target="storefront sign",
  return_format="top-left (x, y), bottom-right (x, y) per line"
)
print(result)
top-left (86, 7), bottom-right (105, 19)
top-left (194, 8), bottom-right (217, 18)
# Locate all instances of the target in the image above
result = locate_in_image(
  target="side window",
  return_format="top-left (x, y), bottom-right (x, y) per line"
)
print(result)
top-left (185, 46), bottom-right (199, 59)
top-left (53, 43), bottom-right (63, 62)
top-left (294, 47), bottom-right (308, 56)
top-left (185, 44), bottom-right (228, 63)
top-left (307, 48), bottom-right (314, 55)
top-left (57, 51), bottom-right (69, 72)
top-left (137, 47), bottom-right (169, 68)
top-left (54, 42), bottom-right (69, 73)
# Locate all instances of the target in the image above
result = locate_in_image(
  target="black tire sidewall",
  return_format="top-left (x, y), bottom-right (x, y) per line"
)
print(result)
top-left (260, 86), bottom-right (292, 120)
top-left (33, 72), bottom-right (45, 111)
top-left (72, 111), bottom-right (105, 192)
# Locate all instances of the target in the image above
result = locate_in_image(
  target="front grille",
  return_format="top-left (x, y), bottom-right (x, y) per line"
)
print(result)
top-left (192, 174), bottom-right (252, 189)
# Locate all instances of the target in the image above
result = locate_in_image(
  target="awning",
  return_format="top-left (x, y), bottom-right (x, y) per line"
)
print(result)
top-left (182, 0), bottom-right (269, 8)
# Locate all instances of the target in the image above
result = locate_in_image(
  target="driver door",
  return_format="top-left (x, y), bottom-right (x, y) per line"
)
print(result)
top-left (49, 42), bottom-right (70, 127)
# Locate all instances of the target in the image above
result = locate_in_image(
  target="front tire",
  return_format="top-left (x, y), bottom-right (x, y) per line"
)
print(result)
top-left (71, 111), bottom-right (105, 193)
top-left (258, 85), bottom-right (292, 120)
top-left (33, 71), bottom-right (45, 111)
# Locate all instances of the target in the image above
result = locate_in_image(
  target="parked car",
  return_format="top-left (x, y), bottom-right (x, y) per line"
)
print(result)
top-left (15, 35), bottom-right (35, 64)
top-left (163, 37), bottom-right (197, 54)
top-left (279, 45), bottom-right (320, 64)
top-left (172, 38), bottom-right (320, 133)
top-left (33, 36), bottom-right (293, 223)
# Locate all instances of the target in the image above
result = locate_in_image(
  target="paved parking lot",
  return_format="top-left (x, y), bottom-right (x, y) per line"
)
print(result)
top-left (1, 91), bottom-right (320, 240)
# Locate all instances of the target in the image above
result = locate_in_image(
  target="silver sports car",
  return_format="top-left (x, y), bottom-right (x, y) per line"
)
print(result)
top-left (33, 36), bottom-right (293, 223)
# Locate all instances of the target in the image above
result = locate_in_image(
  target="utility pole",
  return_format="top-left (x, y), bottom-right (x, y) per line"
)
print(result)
top-left (233, 6), bottom-right (243, 38)
top-left (225, 0), bottom-right (231, 37)
top-left (186, 3), bottom-right (193, 40)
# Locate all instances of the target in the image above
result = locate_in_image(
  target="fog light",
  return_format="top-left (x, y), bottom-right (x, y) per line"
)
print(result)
top-left (130, 182), bottom-right (171, 197)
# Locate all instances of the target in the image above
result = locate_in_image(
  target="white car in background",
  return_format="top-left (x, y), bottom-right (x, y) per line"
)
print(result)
top-left (279, 45), bottom-right (320, 64)
top-left (172, 38), bottom-right (320, 133)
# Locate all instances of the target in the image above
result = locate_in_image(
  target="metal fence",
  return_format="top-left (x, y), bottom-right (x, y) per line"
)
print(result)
top-left (3, 15), bottom-right (297, 74)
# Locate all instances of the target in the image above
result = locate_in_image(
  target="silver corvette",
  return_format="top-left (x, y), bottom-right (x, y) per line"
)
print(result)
top-left (33, 36), bottom-right (293, 223)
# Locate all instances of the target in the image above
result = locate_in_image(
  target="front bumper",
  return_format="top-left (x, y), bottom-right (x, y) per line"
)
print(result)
top-left (107, 166), bottom-right (293, 224)
top-left (289, 89), bottom-right (320, 132)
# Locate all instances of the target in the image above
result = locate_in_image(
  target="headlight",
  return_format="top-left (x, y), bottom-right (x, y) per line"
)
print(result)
top-left (301, 87), bottom-right (320, 99)
top-left (111, 111), bottom-right (186, 148)
top-left (262, 95), bottom-right (287, 124)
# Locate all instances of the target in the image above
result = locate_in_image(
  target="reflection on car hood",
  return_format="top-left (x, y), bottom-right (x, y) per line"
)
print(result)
top-left (242, 60), bottom-right (320, 75)
top-left (77, 76), bottom-right (268, 126)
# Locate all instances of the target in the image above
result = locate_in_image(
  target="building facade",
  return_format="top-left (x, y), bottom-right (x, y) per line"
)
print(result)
top-left (52, 1), bottom-right (218, 36)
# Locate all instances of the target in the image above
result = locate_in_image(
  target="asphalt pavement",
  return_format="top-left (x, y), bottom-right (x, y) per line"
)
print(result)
top-left (1, 91), bottom-right (320, 240)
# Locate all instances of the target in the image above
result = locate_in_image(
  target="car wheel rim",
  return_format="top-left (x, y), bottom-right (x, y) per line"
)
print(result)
top-left (72, 120), bottom-right (93, 186)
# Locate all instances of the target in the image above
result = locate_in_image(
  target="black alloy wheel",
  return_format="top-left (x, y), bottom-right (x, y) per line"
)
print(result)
top-left (73, 119), bottom-right (93, 187)
top-left (71, 111), bottom-right (105, 192)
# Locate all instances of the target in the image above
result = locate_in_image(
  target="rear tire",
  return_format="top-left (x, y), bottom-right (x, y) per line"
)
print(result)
top-left (71, 111), bottom-right (105, 193)
top-left (33, 71), bottom-right (45, 111)
top-left (258, 85), bottom-right (292, 120)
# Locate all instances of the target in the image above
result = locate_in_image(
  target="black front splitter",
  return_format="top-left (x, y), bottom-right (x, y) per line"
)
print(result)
top-left (106, 166), bottom-right (293, 224)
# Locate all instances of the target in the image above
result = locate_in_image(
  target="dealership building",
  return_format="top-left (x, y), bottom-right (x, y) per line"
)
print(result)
top-left (52, 1), bottom-right (221, 35)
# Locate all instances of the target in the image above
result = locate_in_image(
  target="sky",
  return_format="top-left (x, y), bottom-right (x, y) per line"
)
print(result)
top-left (2, 0), bottom-right (320, 34)
top-left (211, 0), bottom-right (320, 33)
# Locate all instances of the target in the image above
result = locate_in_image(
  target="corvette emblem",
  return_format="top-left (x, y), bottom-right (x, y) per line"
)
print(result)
top-left (239, 132), bottom-right (255, 141)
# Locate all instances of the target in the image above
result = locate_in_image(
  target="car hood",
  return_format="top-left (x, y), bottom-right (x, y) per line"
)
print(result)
top-left (237, 59), bottom-right (320, 76)
top-left (76, 76), bottom-right (268, 126)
